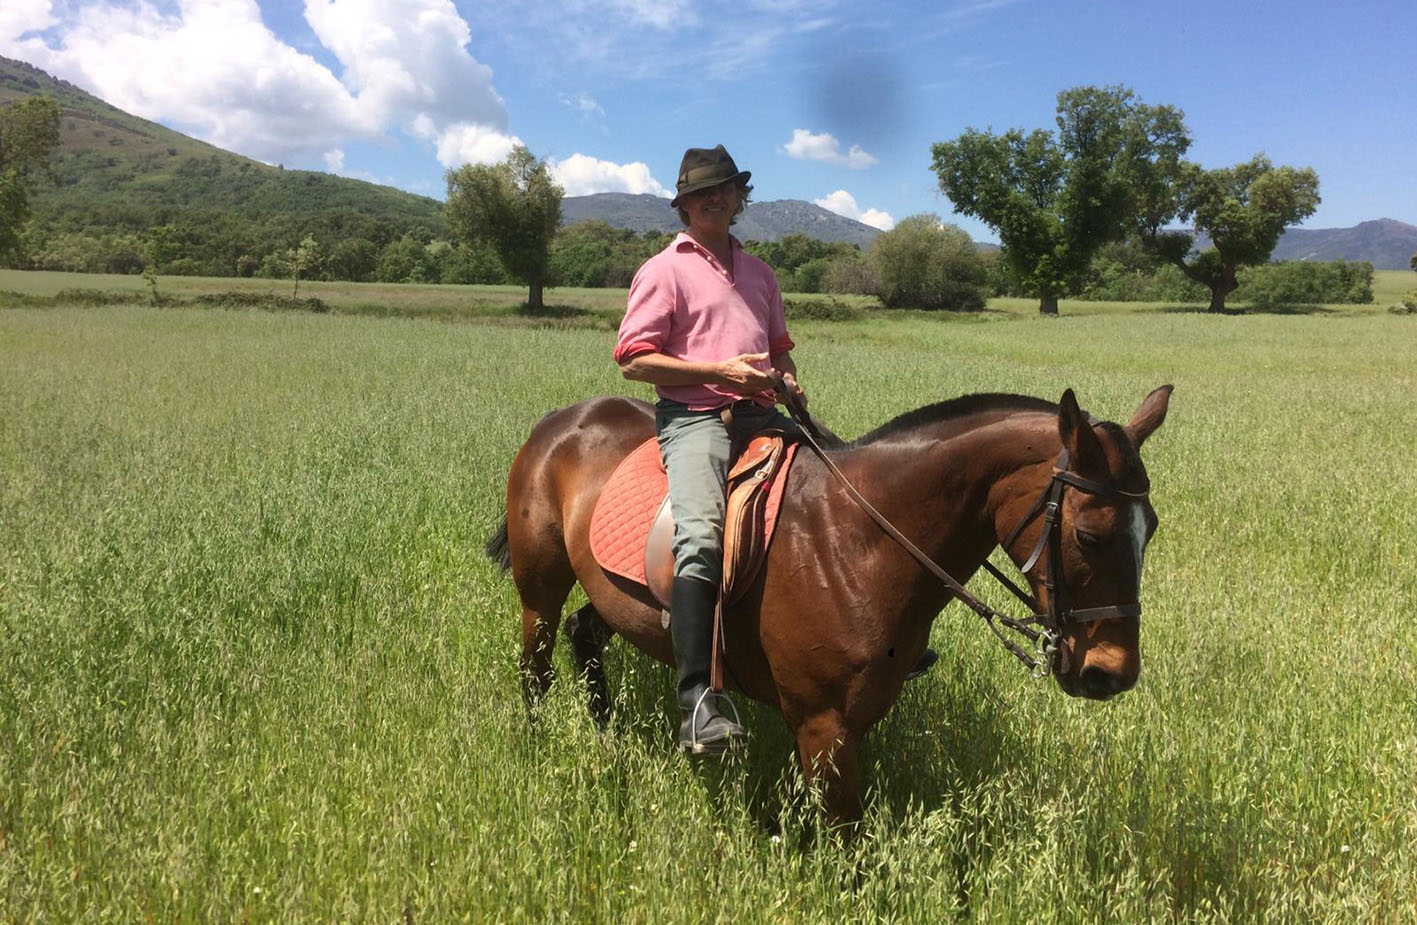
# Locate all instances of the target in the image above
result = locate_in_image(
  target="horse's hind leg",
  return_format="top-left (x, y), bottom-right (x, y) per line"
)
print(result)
top-left (515, 563), bottom-right (575, 712)
top-left (564, 603), bottom-right (614, 731)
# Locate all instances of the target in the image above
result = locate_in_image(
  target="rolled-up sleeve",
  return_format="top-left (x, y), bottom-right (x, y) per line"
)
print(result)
top-left (614, 261), bottom-right (675, 364)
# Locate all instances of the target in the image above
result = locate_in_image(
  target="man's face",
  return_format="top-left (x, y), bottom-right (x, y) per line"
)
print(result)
top-left (681, 181), bottom-right (741, 234)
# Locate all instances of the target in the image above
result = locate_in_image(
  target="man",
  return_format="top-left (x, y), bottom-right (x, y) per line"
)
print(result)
top-left (614, 144), bottom-right (804, 754)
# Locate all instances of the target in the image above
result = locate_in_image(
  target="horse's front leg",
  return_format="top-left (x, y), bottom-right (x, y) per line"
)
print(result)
top-left (794, 710), bottom-right (863, 831)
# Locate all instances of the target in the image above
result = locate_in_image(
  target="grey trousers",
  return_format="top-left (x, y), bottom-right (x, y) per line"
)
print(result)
top-left (654, 399), bottom-right (799, 585)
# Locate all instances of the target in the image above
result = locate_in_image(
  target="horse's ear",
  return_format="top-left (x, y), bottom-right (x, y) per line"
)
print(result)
top-left (1058, 388), bottom-right (1104, 472)
top-left (1125, 384), bottom-right (1174, 449)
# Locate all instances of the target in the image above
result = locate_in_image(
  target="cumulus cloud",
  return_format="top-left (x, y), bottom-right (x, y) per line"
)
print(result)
top-left (814, 190), bottom-right (894, 230)
top-left (0, 0), bottom-right (56, 43)
top-left (424, 119), bottom-right (522, 168)
top-left (1, 0), bottom-right (512, 168)
top-left (549, 154), bottom-right (670, 197)
top-left (781, 129), bottom-right (878, 169)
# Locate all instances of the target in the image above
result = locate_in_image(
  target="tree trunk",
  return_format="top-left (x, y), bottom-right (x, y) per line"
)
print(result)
top-left (1207, 264), bottom-right (1239, 314)
top-left (1039, 294), bottom-right (1059, 315)
top-left (527, 273), bottom-right (544, 310)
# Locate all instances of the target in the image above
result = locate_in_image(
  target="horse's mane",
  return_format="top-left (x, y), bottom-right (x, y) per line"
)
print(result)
top-left (849, 393), bottom-right (1059, 447)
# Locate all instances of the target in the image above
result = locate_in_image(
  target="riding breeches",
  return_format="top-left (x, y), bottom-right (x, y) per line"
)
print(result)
top-left (654, 398), bottom-right (798, 586)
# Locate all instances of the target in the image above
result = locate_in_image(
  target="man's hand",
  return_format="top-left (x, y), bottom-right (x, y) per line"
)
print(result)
top-left (716, 352), bottom-right (777, 395)
top-left (779, 371), bottom-right (807, 409)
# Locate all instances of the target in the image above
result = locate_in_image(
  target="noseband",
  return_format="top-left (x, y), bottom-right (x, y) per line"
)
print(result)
top-left (776, 379), bottom-right (1148, 677)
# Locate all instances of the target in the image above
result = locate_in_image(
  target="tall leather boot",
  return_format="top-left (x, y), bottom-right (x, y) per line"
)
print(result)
top-left (669, 575), bottom-right (747, 754)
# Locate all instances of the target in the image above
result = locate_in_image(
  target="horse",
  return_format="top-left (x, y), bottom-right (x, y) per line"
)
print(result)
top-left (487, 384), bottom-right (1172, 824)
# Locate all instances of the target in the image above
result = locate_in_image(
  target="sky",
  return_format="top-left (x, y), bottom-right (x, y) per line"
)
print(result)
top-left (3, 0), bottom-right (1414, 243)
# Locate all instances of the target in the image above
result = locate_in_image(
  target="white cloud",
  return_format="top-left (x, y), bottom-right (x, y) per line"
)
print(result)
top-left (781, 129), bottom-right (878, 169)
top-left (607, 0), bottom-right (697, 30)
top-left (549, 154), bottom-right (670, 197)
top-left (559, 91), bottom-right (605, 120)
top-left (0, 0), bottom-right (56, 44)
top-left (0, 0), bottom-right (511, 169)
top-left (815, 190), bottom-right (894, 230)
top-left (425, 119), bottom-right (522, 168)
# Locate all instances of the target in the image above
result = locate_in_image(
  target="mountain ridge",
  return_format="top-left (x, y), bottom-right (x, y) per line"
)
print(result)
top-left (561, 192), bottom-right (884, 247)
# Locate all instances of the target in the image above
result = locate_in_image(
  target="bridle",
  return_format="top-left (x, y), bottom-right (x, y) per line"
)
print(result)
top-left (775, 379), bottom-right (1149, 677)
top-left (977, 448), bottom-right (1149, 674)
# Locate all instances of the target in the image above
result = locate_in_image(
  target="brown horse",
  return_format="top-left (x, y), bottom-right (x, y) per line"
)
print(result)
top-left (489, 385), bottom-right (1172, 823)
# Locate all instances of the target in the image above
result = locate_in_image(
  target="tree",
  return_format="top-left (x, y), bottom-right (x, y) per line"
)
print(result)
top-left (445, 146), bottom-right (563, 309)
top-left (1139, 155), bottom-right (1319, 312)
top-left (141, 225), bottom-right (183, 303)
top-left (931, 85), bottom-right (1189, 314)
top-left (1409, 252), bottom-right (1416, 273)
top-left (0, 96), bottom-right (62, 260)
top-left (290, 233), bottom-right (321, 298)
top-left (868, 214), bottom-right (989, 311)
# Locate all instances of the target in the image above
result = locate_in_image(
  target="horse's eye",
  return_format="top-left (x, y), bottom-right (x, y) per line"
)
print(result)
top-left (1075, 528), bottom-right (1106, 549)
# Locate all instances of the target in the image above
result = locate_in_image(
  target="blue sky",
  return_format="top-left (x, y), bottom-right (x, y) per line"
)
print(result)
top-left (3, 0), bottom-right (1414, 242)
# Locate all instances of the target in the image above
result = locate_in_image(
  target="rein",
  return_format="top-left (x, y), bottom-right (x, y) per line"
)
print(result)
top-left (772, 378), bottom-right (1147, 677)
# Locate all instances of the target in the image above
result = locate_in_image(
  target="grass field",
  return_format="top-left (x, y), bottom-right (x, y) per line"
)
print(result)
top-left (2, 272), bottom-right (1415, 920)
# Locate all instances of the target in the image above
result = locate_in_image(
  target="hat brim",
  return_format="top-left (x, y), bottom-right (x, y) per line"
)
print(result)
top-left (670, 170), bottom-right (751, 209)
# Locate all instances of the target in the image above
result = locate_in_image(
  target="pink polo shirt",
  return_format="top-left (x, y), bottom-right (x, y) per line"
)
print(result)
top-left (614, 233), bottom-right (794, 410)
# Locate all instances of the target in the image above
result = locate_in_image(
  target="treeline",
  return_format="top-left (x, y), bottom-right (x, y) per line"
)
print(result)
top-left (8, 145), bottom-right (1372, 307)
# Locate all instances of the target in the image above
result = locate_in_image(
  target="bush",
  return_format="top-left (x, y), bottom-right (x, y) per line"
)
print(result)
top-left (823, 250), bottom-right (879, 296)
top-left (1234, 260), bottom-right (1374, 308)
top-left (782, 297), bottom-right (863, 322)
top-left (869, 215), bottom-right (988, 311)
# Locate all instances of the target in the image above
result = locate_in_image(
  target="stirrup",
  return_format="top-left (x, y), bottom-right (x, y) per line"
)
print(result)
top-left (682, 687), bottom-right (747, 755)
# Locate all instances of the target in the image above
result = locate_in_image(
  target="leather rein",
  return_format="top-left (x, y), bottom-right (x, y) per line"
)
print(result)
top-left (772, 377), bottom-right (1148, 677)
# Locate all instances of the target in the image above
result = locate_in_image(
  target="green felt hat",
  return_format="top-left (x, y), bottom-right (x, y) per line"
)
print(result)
top-left (670, 144), bottom-right (750, 208)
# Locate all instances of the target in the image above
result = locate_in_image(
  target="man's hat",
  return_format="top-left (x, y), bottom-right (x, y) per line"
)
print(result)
top-left (670, 144), bottom-right (750, 208)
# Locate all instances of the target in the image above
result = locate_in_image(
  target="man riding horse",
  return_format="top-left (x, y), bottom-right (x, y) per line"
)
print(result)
top-left (614, 144), bottom-right (808, 754)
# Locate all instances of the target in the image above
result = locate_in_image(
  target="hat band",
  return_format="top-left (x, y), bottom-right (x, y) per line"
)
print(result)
top-left (682, 165), bottom-right (737, 186)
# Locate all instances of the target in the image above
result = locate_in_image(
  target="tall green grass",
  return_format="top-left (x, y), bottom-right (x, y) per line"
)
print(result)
top-left (2, 294), bottom-right (1414, 920)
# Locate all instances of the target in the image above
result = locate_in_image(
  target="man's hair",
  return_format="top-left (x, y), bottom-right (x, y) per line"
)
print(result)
top-left (676, 181), bottom-right (753, 227)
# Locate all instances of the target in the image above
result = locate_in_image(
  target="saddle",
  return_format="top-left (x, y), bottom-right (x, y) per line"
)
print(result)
top-left (589, 430), bottom-right (798, 613)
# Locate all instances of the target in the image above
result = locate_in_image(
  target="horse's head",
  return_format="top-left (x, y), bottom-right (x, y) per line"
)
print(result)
top-left (1002, 385), bottom-right (1172, 701)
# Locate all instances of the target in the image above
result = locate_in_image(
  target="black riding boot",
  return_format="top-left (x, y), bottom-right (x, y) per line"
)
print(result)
top-left (670, 575), bottom-right (747, 755)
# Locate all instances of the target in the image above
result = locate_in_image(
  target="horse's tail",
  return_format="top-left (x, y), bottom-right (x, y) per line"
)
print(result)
top-left (485, 514), bottom-right (512, 572)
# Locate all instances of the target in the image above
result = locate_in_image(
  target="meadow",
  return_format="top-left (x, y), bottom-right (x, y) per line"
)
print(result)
top-left (2, 269), bottom-right (1415, 921)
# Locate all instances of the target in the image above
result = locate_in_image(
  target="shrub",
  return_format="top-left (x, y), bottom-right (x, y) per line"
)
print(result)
top-left (1234, 260), bottom-right (1374, 308)
top-left (869, 215), bottom-right (988, 311)
top-left (782, 297), bottom-right (863, 322)
top-left (823, 250), bottom-right (879, 296)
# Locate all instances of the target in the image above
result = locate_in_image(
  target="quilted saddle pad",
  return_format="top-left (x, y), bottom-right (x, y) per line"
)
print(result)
top-left (589, 436), bottom-right (797, 588)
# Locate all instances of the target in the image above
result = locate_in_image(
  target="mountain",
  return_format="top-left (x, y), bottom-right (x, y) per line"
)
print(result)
top-left (561, 192), bottom-right (882, 247)
top-left (1, 55), bottom-right (445, 274)
top-left (1270, 219), bottom-right (1417, 270)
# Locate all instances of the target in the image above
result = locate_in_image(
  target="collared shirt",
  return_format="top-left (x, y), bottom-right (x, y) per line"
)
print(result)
top-left (614, 232), bottom-right (794, 410)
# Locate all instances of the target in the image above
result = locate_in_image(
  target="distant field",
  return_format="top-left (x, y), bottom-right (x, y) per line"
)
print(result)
top-left (2, 284), bottom-right (1415, 919)
top-left (3, 267), bottom-right (1409, 321)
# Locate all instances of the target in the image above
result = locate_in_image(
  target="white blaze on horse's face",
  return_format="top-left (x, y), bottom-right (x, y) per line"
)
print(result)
top-left (1127, 503), bottom-right (1149, 580)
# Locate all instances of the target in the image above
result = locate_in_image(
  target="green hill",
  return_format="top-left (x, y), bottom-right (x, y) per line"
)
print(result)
top-left (1, 55), bottom-right (446, 276)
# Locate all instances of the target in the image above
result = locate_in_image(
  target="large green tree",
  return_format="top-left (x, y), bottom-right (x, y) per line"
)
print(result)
top-left (931, 85), bottom-right (1189, 314)
top-left (445, 145), bottom-right (563, 309)
top-left (0, 96), bottom-right (62, 260)
top-left (1138, 155), bottom-right (1320, 312)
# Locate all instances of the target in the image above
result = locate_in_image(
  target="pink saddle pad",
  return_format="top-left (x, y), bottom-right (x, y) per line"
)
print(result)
top-left (589, 436), bottom-right (798, 589)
